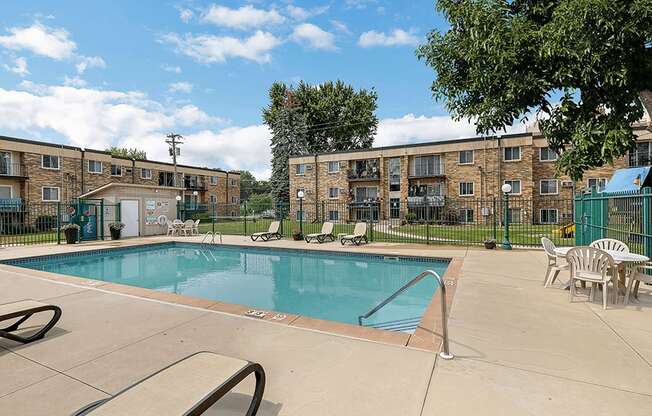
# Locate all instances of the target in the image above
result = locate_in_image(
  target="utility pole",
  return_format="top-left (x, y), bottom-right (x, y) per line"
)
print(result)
top-left (165, 133), bottom-right (183, 187)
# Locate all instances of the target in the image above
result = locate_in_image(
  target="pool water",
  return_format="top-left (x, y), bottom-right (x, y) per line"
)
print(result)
top-left (11, 243), bottom-right (447, 331)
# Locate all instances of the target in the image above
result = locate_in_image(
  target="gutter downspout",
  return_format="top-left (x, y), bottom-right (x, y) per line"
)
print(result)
top-left (314, 154), bottom-right (319, 217)
top-left (80, 148), bottom-right (85, 196)
top-left (225, 172), bottom-right (229, 205)
top-left (131, 159), bottom-right (135, 184)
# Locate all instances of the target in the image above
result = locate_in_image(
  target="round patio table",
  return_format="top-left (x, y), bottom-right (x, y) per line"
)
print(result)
top-left (554, 247), bottom-right (649, 298)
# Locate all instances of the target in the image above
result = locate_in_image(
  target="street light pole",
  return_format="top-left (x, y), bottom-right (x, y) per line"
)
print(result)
top-left (297, 190), bottom-right (305, 237)
top-left (501, 183), bottom-right (512, 250)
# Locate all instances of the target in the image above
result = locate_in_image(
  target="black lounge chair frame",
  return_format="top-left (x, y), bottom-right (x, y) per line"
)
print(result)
top-left (72, 351), bottom-right (266, 416)
top-left (250, 231), bottom-right (282, 242)
top-left (340, 235), bottom-right (368, 246)
top-left (305, 233), bottom-right (335, 244)
top-left (0, 303), bottom-right (62, 344)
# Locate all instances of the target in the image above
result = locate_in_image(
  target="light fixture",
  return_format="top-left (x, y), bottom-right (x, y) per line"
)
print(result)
top-left (175, 195), bottom-right (182, 201)
top-left (501, 183), bottom-right (512, 194)
top-left (192, 190), bottom-right (198, 196)
top-left (297, 190), bottom-right (305, 199)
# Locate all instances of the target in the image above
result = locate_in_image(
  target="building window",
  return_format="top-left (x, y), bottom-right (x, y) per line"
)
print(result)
top-left (539, 147), bottom-right (557, 162)
top-left (459, 208), bottom-right (474, 224)
top-left (110, 164), bottom-right (122, 177)
top-left (459, 182), bottom-right (474, 196)
top-left (388, 158), bottom-right (401, 192)
top-left (210, 176), bottom-right (218, 185)
top-left (231, 196), bottom-right (238, 204)
top-left (540, 179), bottom-right (559, 195)
top-left (540, 209), bottom-right (558, 224)
top-left (411, 155), bottom-right (442, 177)
top-left (503, 180), bottom-right (521, 195)
top-left (327, 161), bottom-right (340, 173)
top-left (507, 208), bottom-right (522, 224)
top-left (328, 210), bottom-right (339, 221)
top-left (295, 164), bottom-right (306, 175)
top-left (354, 187), bottom-right (378, 202)
top-left (87, 160), bottom-right (102, 174)
top-left (296, 188), bottom-right (305, 200)
top-left (587, 178), bottom-right (607, 192)
top-left (328, 187), bottom-right (339, 199)
top-left (229, 178), bottom-right (237, 186)
top-left (629, 142), bottom-right (652, 167)
top-left (42, 187), bottom-right (60, 202)
top-left (459, 150), bottom-right (474, 165)
top-left (210, 195), bottom-right (217, 204)
top-left (141, 168), bottom-right (152, 179)
top-left (0, 185), bottom-right (12, 199)
top-left (41, 155), bottom-right (60, 170)
top-left (503, 146), bottom-right (521, 161)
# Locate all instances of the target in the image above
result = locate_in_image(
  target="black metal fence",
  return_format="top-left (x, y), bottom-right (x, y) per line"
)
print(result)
top-left (0, 199), bottom-right (121, 247)
top-left (179, 196), bottom-right (575, 248)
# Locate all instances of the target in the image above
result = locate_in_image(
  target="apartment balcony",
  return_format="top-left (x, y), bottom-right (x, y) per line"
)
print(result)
top-left (408, 168), bottom-right (445, 179)
top-left (0, 163), bottom-right (28, 179)
top-left (183, 181), bottom-right (207, 191)
top-left (407, 195), bottom-right (445, 207)
top-left (349, 199), bottom-right (380, 208)
top-left (347, 169), bottom-right (380, 181)
top-left (0, 198), bottom-right (24, 212)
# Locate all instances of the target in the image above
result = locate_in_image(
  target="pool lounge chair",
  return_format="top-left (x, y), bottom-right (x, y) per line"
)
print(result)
top-left (340, 222), bottom-right (368, 246)
top-left (0, 300), bottom-right (62, 344)
top-left (72, 351), bottom-right (265, 416)
top-left (305, 222), bottom-right (335, 243)
top-left (250, 221), bottom-right (282, 241)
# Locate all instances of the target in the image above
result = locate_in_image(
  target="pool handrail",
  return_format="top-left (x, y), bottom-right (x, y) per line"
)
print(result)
top-left (357, 269), bottom-right (454, 360)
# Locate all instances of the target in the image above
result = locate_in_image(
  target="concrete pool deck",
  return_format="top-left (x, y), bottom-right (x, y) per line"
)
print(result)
top-left (1, 236), bottom-right (651, 415)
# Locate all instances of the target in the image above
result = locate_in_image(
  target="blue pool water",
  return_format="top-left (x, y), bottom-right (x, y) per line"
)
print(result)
top-left (9, 243), bottom-right (447, 330)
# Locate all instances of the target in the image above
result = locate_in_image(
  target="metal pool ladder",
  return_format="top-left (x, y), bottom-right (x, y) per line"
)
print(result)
top-left (201, 231), bottom-right (223, 244)
top-left (358, 269), bottom-right (454, 360)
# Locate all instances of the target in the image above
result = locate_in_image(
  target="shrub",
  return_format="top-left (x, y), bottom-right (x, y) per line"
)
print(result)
top-left (405, 213), bottom-right (417, 223)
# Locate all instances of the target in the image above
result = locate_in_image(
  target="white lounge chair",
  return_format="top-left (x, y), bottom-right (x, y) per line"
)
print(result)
top-left (566, 247), bottom-right (617, 309)
top-left (72, 352), bottom-right (265, 416)
top-left (251, 221), bottom-right (282, 241)
top-left (0, 300), bottom-right (62, 344)
top-left (541, 237), bottom-right (569, 287)
top-left (305, 222), bottom-right (335, 243)
top-left (340, 222), bottom-right (368, 246)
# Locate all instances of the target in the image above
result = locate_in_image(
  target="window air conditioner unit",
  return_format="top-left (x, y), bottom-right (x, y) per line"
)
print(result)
top-left (306, 165), bottom-right (313, 171)
top-left (561, 180), bottom-right (574, 188)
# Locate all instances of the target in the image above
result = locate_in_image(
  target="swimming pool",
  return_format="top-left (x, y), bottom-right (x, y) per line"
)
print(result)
top-left (6, 243), bottom-right (448, 332)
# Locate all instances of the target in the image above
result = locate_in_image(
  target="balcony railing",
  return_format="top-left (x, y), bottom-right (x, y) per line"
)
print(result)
top-left (348, 169), bottom-right (380, 181)
top-left (0, 163), bottom-right (28, 178)
top-left (0, 198), bottom-right (24, 212)
top-left (183, 181), bottom-right (207, 191)
top-left (407, 195), bottom-right (445, 207)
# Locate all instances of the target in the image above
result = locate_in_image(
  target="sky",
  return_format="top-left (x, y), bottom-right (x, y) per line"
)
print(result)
top-left (0, 1), bottom-right (525, 179)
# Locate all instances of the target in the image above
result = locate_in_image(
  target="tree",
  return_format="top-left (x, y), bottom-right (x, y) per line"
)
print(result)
top-left (239, 170), bottom-right (272, 201)
top-left (263, 80), bottom-right (378, 202)
top-left (106, 147), bottom-right (147, 160)
top-left (416, 1), bottom-right (652, 180)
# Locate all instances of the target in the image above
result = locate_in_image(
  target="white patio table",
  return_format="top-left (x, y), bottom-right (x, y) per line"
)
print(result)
top-left (554, 246), bottom-right (649, 298)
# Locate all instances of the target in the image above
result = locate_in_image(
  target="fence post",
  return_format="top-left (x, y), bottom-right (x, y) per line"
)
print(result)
top-left (56, 202), bottom-right (61, 244)
top-left (243, 201), bottom-right (247, 235)
top-left (643, 187), bottom-right (652, 261)
top-left (211, 203), bottom-right (215, 235)
top-left (99, 199), bottom-right (105, 241)
top-left (426, 220), bottom-right (430, 245)
top-left (492, 197), bottom-right (497, 241)
top-left (574, 191), bottom-right (583, 246)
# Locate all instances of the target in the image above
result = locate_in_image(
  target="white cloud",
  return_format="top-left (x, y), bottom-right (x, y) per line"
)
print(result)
top-left (374, 114), bottom-right (526, 148)
top-left (179, 8), bottom-right (194, 23)
top-left (168, 81), bottom-right (193, 93)
top-left (358, 29), bottom-right (420, 47)
top-left (201, 5), bottom-right (284, 30)
top-left (161, 64), bottom-right (181, 73)
top-left (286, 5), bottom-right (329, 20)
top-left (63, 76), bottom-right (87, 87)
top-left (0, 22), bottom-right (76, 60)
top-left (75, 55), bottom-right (105, 74)
top-left (3, 57), bottom-right (29, 76)
top-left (330, 20), bottom-right (350, 35)
top-left (161, 31), bottom-right (281, 63)
top-left (345, 0), bottom-right (377, 9)
top-left (291, 23), bottom-right (336, 50)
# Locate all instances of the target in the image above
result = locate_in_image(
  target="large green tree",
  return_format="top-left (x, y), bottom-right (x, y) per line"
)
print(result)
top-left (263, 80), bottom-right (378, 202)
top-left (106, 146), bottom-right (147, 160)
top-left (417, 0), bottom-right (652, 180)
top-left (239, 170), bottom-right (271, 201)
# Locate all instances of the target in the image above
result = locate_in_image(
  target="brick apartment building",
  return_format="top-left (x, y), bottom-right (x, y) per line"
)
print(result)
top-left (0, 135), bottom-right (240, 206)
top-left (288, 123), bottom-right (652, 225)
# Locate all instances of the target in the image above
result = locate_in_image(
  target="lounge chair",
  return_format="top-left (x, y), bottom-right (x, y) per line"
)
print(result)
top-left (340, 222), bottom-right (368, 246)
top-left (72, 351), bottom-right (265, 416)
top-left (250, 221), bottom-right (282, 241)
top-left (305, 222), bottom-right (335, 243)
top-left (0, 300), bottom-right (62, 344)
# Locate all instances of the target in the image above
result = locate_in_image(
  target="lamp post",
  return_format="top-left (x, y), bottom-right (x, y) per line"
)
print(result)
top-left (175, 195), bottom-right (182, 220)
top-left (501, 183), bottom-right (512, 250)
top-left (192, 190), bottom-right (198, 210)
top-left (297, 190), bottom-right (305, 237)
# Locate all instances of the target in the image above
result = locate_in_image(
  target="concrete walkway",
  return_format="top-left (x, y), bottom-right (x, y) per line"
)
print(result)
top-left (1, 236), bottom-right (651, 415)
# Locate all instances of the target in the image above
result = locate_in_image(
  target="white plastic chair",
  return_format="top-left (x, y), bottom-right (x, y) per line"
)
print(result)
top-left (566, 247), bottom-right (617, 309)
top-left (589, 238), bottom-right (629, 253)
top-left (193, 219), bottom-right (200, 235)
top-left (166, 220), bottom-right (176, 236)
top-left (541, 237), bottom-right (569, 287)
top-left (182, 220), bottom-right (194, 236)
top-left (625, 262), bottom-right (652, 305)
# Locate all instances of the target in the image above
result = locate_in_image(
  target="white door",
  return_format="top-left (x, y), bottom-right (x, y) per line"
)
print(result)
top-left (120, 200), bottom-right (139, 237)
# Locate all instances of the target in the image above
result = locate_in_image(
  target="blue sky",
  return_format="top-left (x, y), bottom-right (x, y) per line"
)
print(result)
top-left (0, 1), bottom-right (509, 178)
